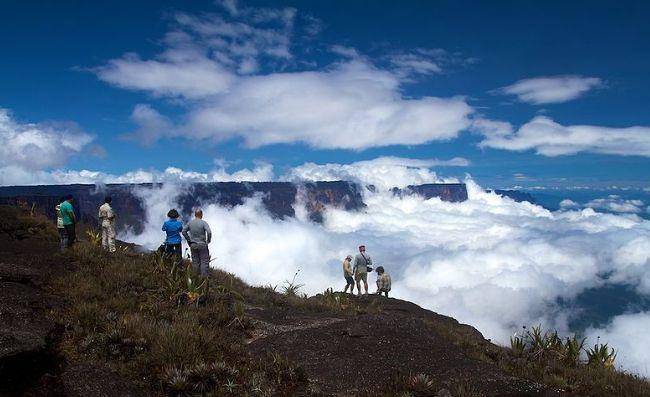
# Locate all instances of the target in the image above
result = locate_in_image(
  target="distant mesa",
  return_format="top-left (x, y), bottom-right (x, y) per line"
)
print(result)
top-left (487, 189), bottom-right (537, 204)
top-left (0, 182), bottom-right (534, 232)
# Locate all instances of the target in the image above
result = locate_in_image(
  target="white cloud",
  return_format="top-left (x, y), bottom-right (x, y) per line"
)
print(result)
top-left (0, 163), bottom-right (274, 186)
top-left (478, 116), bottom-right (650, 157)
top-left (0, 156), bottom-right (466, 189)
top-left (586, 312), bottom-right (650, 376)
top-left (0, 108), bottom-right (95, 186)
top-left (94, 2), bottom-right (296, 99)
top-left (388, 51), bottom-right (442, 76)
top-left (127, 104), bottom-right (175, 145)
top-left (122, 168), bottom-right (650, 377)
top-left (497, 75), bottom-right (603, 104)
top-left (387, 48), bottom-right (472, 78)
top-left (182, 60), bottom-right (473, 149)
top-left (559, 196), bottom-right (647, 215)
top-left (559, 199), bottom-right (580, 210)
top-left (0, 108), bottom-right (93, 171)
top-left (94, 5), bottom-right (474, 150)
top-left (586, 195), bottom-right (645, 214)
top-left (282, 156), bottom-right (467, 189)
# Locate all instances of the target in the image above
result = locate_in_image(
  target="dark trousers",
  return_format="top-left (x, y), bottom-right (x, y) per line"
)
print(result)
top-left (165, 243), bottom-right (182, 260)
top-left (58, 228), bottom-right (67, 252)
top-left (64, 224), bottom-right (76, 247)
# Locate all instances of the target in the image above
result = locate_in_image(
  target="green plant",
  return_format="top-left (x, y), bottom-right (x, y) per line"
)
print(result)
top-left (85, 229), bottom-right (102, 246)
top-left (587, 342), bottom-right (617, 368)
top-left (281, 269), bottom-right (304, 297)
top-left (228, 300), bottom-right (246, 329)
top-left (161, 366), bottom-right (193, 397)
top-left (561, 335), bottom-right (586, 367)
top-left (406, 373), bottom-right (437, 395)
top-left (510, 334), bottom-right (526, 357)
top-left (185, 272), bottom-right (208, 305)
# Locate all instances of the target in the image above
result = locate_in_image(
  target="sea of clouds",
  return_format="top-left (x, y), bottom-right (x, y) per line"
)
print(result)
top-left (120, 159), bottom-right (650, 377)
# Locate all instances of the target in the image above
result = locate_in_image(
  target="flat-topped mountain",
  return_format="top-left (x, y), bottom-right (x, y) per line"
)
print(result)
top-left (0, 182), bottom-right (472, 232)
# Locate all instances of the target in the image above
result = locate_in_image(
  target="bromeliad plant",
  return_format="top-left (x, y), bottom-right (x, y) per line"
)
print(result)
top-left (185, 272), bottom-right (208, 305)
top-left (587, 341), bottom-right (617, 368)
top-left (509, 325), bottom-right (616, 369)
top-left (561, 335), bottom-right (586, 367)
top-left (85, 229), bottom-right (102, 246)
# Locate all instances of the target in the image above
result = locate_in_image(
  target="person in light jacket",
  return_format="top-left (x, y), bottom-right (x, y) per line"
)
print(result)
top-left (352, 245), bottom-right (372, 295)
top-left (182, 209), bottom-right (212, 276)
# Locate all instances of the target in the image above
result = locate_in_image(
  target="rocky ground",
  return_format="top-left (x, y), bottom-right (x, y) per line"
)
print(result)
top-left (246, 298), bottom-right (549, 396)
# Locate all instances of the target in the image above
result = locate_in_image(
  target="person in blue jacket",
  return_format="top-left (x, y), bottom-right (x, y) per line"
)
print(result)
top-left (162, 209), bottom-right (183, 259)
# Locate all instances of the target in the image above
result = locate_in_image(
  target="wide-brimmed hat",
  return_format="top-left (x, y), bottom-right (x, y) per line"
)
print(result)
top-left (167, 209), bottom-right (180, 219)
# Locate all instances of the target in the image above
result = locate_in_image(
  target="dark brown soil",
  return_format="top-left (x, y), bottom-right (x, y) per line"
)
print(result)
top-left (0, 234), bottom-right (142, 397)
top-left (248, 296), bottom-right (554, 396)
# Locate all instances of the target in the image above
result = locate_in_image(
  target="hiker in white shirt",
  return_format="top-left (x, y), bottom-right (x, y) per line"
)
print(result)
top-left (98, 196), bottom-right (116, 253)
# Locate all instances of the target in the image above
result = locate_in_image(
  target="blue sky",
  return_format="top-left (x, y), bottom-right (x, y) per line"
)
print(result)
top-left (1, 0), bottom-right (649, 188)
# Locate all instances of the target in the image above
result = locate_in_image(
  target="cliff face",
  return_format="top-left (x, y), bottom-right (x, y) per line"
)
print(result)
top-left (393, 183), bottom-right (470, 202)
top-left (0, 182), bottom-right (469, 232)
top-left (488, 189), bottom-right (537, 204)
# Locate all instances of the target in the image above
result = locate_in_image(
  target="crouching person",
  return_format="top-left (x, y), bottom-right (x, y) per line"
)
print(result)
top-left (183, 209), bottom-right (212, 276)
top-left (375, 266), bottom-right (391, 297)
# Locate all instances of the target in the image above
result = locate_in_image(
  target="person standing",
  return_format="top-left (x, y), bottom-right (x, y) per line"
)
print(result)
top-left (55, 197), bottom-right (67, 252)
top-left (375, 266), bottom-right (392, 297)
top-left (182, 209), bottom-right (212, 276)
top-left (342, 255), bottom-right (355, 294)
top-left (98, 196), bottom-right (116, 252)
top-left (353, 245), bottom-right (372, 295)
top-left (162, 209), bottom-right (183, 259)
top-left (59, 195), bottom-right (76, 248)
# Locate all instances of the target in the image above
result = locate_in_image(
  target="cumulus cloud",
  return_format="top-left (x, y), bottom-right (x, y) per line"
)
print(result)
top-left (497, 75), bottom-right (604, 104)
top-left (0, 108), bottom-right (93, 170)
top-left (478, 116), bottom-right (650, 157)
top-left (586, 312), bottom-right (650, 376)
top-left (559, 196), bottom-right (647, 215)
top-left (0, 163), bottom-right (274, 186)
top-left (123, 171), bottom-right (650, 380)
top-left (94, 4), bottom-right (474, 150)
top-left (0, 108), bottom-right (95, 186)
top-left (182, 61), bottom-right (473, 149)
top-left (282, 156), bottom-right (468, 189)
top-left (559, 199), bottom-right (580, 210)
top-left (586, 195), bottom-right (645, 214)
top-left (0, 156), bottom-right (467, 189)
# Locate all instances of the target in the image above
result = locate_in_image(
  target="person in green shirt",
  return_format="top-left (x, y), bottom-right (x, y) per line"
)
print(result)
top-left (59, 194), bottom-right (76, 248)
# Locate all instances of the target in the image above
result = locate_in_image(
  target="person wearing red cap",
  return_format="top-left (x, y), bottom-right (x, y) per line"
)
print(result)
top-left (352, 245), bottom-right (372, 295)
